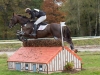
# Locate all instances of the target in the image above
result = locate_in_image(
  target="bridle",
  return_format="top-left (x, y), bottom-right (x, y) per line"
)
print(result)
top-left (9, 16), bottom-right (17, 28)
top-left (9, 15), bottom-right (30, 28)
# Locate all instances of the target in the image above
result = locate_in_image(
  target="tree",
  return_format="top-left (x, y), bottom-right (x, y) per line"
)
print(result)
top-left (42, 0), bottom-right (65, 23)
top-left (62, 0), bottom-right (100, 36)
top-left (61, 0), bottom-right (81, 36)
top-left (0, 0), bottom-right (43, 39)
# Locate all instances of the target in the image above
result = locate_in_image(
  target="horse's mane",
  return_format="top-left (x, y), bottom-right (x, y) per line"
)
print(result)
top-left (18, 15), bottom-right (28, 19)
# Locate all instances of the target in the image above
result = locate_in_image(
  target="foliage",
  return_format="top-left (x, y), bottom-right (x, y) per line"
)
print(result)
top-left (42, 0), bottom-right (66, 23)
top-left (0, 0), bottom-right (43, 40)
top-left (0, 0), bottom-right (100, 39)
top-left (64, 61), bottom-right (74, 71)
top-left (62, 0), bottom-right (100, 36)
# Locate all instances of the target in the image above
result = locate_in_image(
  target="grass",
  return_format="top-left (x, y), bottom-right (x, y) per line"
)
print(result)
top-left (0, 39), bottom-right (21, 42)
top-left (73, 38), bottom-right (100, 46)
top-left (0, 39), bottom-right (22, 51)
top-left (0, 51), bottom-right (100, 75)
top-left (0, 43), bottom-right (22, 48)
top-left (0, 43), bottom-right (22, 51)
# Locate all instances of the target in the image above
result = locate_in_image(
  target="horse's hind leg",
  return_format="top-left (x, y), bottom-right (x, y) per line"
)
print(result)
top-left (64, 37), bottom-right (74, 50)
top-left (64, 37), bottom-right (78, 53)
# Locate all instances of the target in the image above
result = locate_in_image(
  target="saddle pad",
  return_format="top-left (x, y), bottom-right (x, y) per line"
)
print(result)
top-left (38, 24), bottom-right (48, 30)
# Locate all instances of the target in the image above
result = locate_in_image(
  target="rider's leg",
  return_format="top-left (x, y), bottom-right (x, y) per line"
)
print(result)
top-left (31, 16), bottom-right (46, 36)
top-left (34, 15), bottom-right (46, 25)
top-left (31, 24), bottom-right (37, 36)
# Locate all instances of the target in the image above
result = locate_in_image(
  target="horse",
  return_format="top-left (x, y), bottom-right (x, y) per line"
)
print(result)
top-left (9, 13), bottom-right (77, 52)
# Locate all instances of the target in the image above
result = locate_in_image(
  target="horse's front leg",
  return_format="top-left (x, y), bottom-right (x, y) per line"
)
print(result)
top-left (17, 30), bottom-right (25, 36)
top-left (16, 30), bottom-right (27, 41)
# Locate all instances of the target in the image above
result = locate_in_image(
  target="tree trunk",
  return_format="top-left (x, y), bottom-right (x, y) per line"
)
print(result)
top-left (98, 0), bottom-right (100, 35)
top-left (77, 0), bottom-right (80, 36)
top-left (95, 0), bottom-right (98, 36)
top-left (88, 13), bottom-right (91, 36)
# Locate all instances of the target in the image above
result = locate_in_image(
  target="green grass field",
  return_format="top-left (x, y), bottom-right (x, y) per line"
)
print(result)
top-left (0, 51), bottom-right (100, 75)
top-left (73, 38), bottom-right (100, 46)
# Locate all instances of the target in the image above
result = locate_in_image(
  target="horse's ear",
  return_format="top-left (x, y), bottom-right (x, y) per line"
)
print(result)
top-left (13, 13), bottom-right (14, 16)
top-left (13, 13), bottom-right (17, 16)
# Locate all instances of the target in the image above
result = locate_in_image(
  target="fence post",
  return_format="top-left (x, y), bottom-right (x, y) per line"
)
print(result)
top-left (60, 22), bottom-right (66, 50)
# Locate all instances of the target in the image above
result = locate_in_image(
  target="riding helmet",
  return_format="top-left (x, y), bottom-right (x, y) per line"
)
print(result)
top-left (25, 8), bottom-right (31, 13)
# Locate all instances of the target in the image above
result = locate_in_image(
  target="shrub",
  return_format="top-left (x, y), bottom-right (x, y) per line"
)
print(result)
top-left (64, 61), bottom-right (74, 71)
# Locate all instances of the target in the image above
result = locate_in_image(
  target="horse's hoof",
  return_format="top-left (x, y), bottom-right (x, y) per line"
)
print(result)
top-left (73, 49), bottom-right (78, 53)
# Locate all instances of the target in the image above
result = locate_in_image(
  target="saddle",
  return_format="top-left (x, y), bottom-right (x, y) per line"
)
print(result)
top-left (30, 21), bottom-right (48, 30)
top-left (38, 22), bottom-right (47, 25)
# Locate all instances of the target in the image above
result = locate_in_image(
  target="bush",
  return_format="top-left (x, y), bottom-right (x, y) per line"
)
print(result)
top-left (64, 61), bottom-right (74, 71)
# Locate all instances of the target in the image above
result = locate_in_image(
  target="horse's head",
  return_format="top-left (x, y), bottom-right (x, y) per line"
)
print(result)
top-left (9, 13), bottom-right (30, 28)
top-left (9, 13), bottom-right (18, 28)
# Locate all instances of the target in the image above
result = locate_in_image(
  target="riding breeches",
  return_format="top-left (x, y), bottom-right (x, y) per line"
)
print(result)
top-left (34, 15), bottom-right (46, 25)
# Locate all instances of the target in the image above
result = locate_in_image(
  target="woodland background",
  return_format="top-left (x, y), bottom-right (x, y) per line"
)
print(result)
top-left (0, 0), bottom-right (100, 39)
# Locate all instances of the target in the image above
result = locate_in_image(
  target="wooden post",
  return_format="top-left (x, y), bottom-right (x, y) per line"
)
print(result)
top-left (60, 22), bottom-right (66, 50)
top-left (21, 26), bottom-right (23, 46)
top-left (46, 64), bottom-right (48, 74)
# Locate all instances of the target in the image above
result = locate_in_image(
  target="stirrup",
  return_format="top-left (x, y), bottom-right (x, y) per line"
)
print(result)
top-left (32, 33), bottom-right (36, 36)
top-left (29, 32), bottom-right (36, 37)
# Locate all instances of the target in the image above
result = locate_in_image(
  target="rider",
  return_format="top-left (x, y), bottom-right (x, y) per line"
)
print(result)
top-left (25, 8), bottom-right (46, 37)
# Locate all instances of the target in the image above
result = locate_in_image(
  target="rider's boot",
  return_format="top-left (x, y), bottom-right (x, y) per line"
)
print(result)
top-left (31, 24), bottom-right (37, 37)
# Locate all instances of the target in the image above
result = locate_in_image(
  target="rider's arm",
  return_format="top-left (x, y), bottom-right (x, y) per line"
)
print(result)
top-left (30, 11), bottom-right (35, 20)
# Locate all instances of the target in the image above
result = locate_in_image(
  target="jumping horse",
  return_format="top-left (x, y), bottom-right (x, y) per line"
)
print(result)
top-left (9, 13), bottom-right (77, 52)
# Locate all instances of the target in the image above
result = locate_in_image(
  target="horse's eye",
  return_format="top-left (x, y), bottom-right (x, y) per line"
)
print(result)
top-left (11, 19), bottom-right (14, 22)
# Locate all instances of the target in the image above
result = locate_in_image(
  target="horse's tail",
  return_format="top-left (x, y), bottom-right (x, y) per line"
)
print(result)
top-left (63, 25), bottom-right (71, 39)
